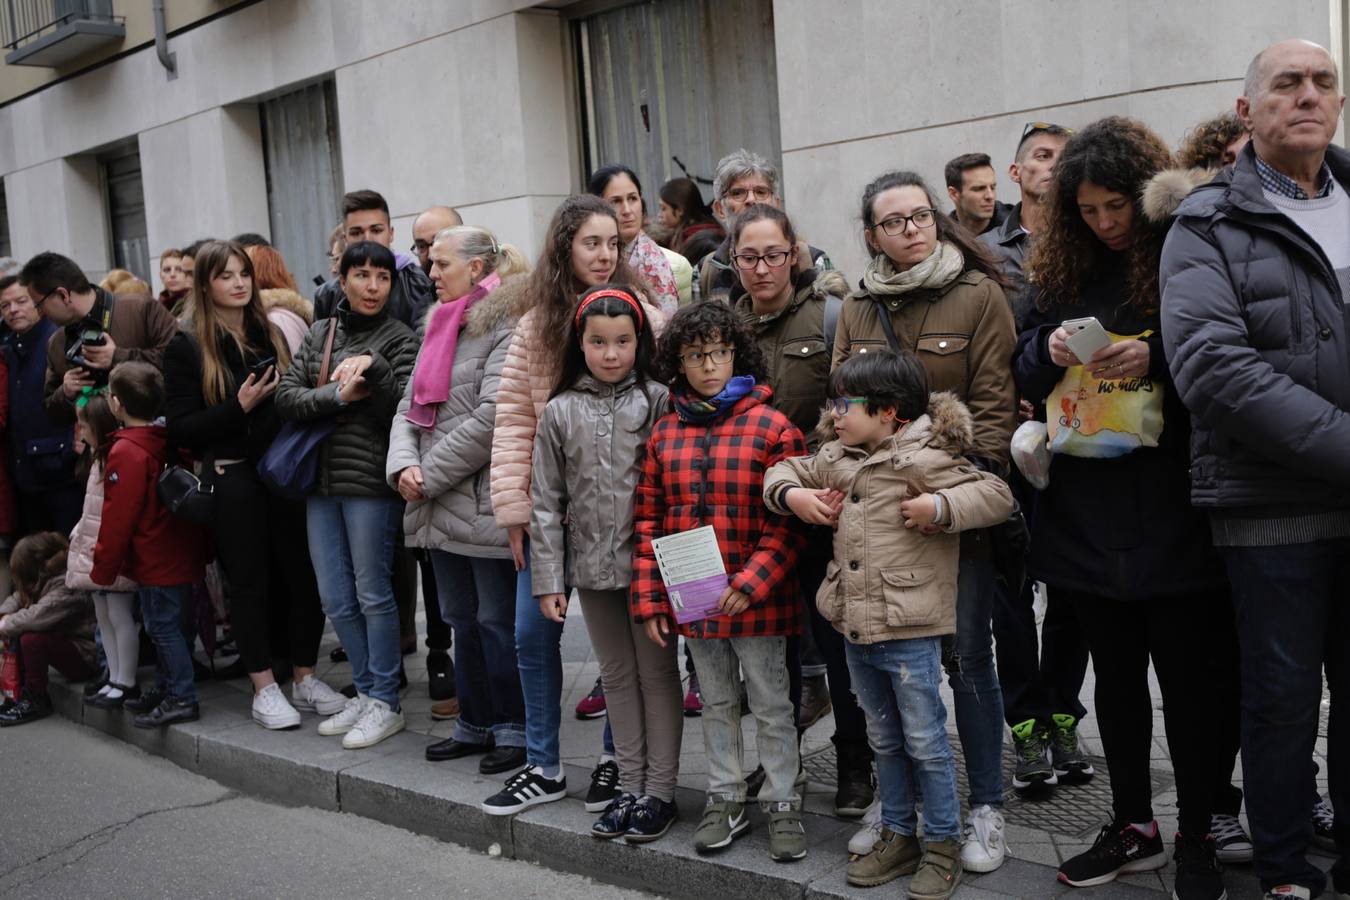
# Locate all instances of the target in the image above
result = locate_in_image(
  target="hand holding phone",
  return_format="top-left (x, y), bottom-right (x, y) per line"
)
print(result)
top-left (249, 356), bottom-right (277, 380)
top-left (1061, 317), bottom-right (1112, 365)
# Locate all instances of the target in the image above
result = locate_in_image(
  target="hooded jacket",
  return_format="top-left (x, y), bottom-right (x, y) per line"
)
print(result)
top-left (261, 288), bottom-right (315, 356)
top-left (731, 268), bottom-right (848, 450)
top-left (275, 299), bottom-right (418, 498)
top-left (312, 252), bottom-right (435, 330)
top-left (385, 277), bottom-right (520, 556)
top-left (489, 285), bottom-right (667, 529)
top-left (91, 425), bottom-right (207, 587)
top-left (0, 575), bottom-right (97, 669)
top-left (764, 393), bottom-right (1013, 644)
top-left (832, 269), bottom-right (1017, 468)
top-left (530, 373), bottom-right (669, 596)
top-left (630, 383), bottom-right (806, 639)
top-left (66, 461), bottom-right (137, 593)
top-left (1160, 142), bottom-right (1350, 539)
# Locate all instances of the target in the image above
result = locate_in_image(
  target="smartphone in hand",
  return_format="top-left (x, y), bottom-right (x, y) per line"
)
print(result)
top-left (248, 356), bottom-right (277, 380)
top-left (1062, 317), bottom-right (1112, 365)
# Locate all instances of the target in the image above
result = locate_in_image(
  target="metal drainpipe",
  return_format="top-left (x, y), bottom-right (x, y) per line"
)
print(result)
top-left (153, 0), bottom-right (177, 80)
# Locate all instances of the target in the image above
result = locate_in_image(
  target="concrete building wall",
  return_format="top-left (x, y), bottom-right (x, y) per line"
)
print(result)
top-left (773, 0), bottom-right (1339, 279)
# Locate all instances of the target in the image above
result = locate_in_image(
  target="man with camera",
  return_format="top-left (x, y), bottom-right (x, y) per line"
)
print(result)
top-left (20, 252), bottom-right (177, 426)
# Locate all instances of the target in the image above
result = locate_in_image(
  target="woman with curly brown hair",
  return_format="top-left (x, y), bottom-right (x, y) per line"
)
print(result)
top-left (1177, 111), bottom-right (1251, 171)
top-left (1014, 116), bottom-right (1230, 899)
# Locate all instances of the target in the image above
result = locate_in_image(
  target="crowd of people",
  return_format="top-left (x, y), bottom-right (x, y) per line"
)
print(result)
top-left (0, 36), bottom-right (1345, 900)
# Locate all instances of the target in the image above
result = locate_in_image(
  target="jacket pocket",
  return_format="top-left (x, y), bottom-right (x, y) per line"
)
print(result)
top-left (915, 334), bottom-right (971, 395)
top-left (847, 339), bottom-right (889, 357)
top-left (879, 565), bottom-right (942, 629)
top-left (25, 435), bottom-right (75, 483)
top-left (815, 559), bottom-right (844, 622)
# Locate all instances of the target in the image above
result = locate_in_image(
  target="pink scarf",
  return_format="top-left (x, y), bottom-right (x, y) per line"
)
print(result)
top-left (406, 271), bottom-right (501, 428)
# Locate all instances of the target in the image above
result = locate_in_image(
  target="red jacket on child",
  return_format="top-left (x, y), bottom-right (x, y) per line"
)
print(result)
top-left (91, 425), bottom-right (206, 587)
top-left (631, 383), bottom-right (806, 639)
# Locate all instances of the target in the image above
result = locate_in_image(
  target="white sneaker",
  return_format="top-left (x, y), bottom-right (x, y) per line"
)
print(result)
top-left (318, 694), bottom-right (366, 736)
top-left (848, 798), bottom-right (884, 855)
top-left (961, 804), bottom-right (1007, 873)
top-left (342, 697), bottom-right (405, 749)
top-left (252, 682), bottom-right (302, 730)
top-left (291, 675), bottom-right (348, 716)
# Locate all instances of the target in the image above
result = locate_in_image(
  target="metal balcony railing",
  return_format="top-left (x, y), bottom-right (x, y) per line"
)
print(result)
top-left (3, 0), bottom-right (125, 66)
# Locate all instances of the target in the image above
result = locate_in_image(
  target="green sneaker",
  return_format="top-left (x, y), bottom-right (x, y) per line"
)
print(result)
top-left (767, 801), bottom-right (807, 862)
top-left (907, 838), bottom-right (963, 900)
top-left (1010, 717), bottom-right (1056, 790)
top-left (1051, 713), bottom-right (1095, 783)
top-left (847, 827), bottom-right (921, 886)
top-left (692, 798), bottom-right (750, 853)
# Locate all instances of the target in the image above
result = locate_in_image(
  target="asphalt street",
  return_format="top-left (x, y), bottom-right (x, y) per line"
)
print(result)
top-left (0, 716), bottom-right (653, 900)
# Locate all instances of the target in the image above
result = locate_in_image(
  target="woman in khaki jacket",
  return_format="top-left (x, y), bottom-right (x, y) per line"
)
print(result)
top-left (832, 170), bottom-right (1017, 873)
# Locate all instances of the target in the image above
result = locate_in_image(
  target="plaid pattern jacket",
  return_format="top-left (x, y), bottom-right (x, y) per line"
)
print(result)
top-left (631, 383), bottom-right (807, 638)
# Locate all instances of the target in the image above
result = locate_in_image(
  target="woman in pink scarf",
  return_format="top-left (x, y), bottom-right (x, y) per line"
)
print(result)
top-left (385, 225), bottom-right (535, 770)
top-left (589, 165), bottom-right (679, 314)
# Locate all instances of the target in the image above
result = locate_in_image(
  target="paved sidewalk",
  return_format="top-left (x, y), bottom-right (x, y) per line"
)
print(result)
top-left (54, 592), bottom-right (1336, 899)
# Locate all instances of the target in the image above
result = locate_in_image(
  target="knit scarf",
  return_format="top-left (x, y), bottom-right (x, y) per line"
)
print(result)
top-left (673, 375), bottom-right (756, 424)
top-left (406, 271), bottom-right (501, 429)
top-left (861, 241), bottom-right (965, 298)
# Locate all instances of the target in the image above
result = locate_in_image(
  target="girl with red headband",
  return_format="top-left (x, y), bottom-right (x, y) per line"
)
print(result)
top-left (528, 283), bottom-right (680, 842)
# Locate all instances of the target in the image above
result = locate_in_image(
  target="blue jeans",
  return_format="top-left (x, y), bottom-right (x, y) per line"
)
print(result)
top-left (847, 636), bottom-right (960, 841)
top-left (1223, 538), bottom-right (1350, 895)
top-left (431, 551), bottom-right (525, 748)
top-left (942, 529), bottom-right (1005, 809)
top-left (138, 584), bottom-right (196, 703)
top-left (306, 495), bottom-right (402, 709)
top-left (515, 545), bottom-right (565, 768)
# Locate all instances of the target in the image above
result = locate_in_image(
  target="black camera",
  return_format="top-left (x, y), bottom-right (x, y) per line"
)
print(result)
top-left (65, 317), bottom-right (109, 383)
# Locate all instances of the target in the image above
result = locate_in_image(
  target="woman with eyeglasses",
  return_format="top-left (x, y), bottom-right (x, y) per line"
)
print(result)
top-left (588, 165), bottom-right (680, 315)
top-left (833, 170), bottom-right (1018, 876)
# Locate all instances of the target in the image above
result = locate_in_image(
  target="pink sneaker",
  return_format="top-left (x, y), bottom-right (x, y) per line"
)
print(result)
top-left (683, 673), bottom-right (703, 717)
top-left (575, 677), bottom-right (607, 719)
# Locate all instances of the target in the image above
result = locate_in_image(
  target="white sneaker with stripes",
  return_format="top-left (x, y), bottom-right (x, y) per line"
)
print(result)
top-left (481, 765), bottom-right (567, 816)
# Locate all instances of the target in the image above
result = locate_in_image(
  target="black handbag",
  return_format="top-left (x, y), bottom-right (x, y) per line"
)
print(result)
top-left (157, 461), bottom-right (216, 524)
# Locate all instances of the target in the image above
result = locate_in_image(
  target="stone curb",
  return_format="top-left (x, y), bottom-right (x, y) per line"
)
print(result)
top-left (49, 678), bottom-right (1171, 899)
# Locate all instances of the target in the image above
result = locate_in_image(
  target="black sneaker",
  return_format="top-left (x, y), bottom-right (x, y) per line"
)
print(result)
top-left (481, 766), bottom-right (567, 816)
top-left (123, 689), bottom-right (165, 714)
top-left (1209, 813), bottom-right (1253, 864)
top-left (1171, 832), bottom-right (1225, 900)
top-left (427, 651), bottom-right (454, 701)
top-left (625, 795), bottom-right (678, 844)
top-left (1051, 714), bottom-right (1095, 784)
top-left (585, 759), bottom-right (621, 812)
top-left (133, 697), bottom-right (200, 729)
top-left (0, 694), bottom-right (53, 727)
top-left (592, 792), bottom-right (638, 840)
top-left (1058, 820), bottom-right (1166, 887)
top-left (1312, 796), bottom-right (1336, 852)
top-left (1011, 718), bottom-right (1057, 791)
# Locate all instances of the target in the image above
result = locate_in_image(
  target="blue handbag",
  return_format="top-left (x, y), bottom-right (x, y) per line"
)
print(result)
top-left (258, 319), bottom-right (338, 499)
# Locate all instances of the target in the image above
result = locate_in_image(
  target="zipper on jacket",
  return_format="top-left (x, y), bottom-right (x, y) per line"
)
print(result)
top-left (696, 426), bottom-right (714, 522)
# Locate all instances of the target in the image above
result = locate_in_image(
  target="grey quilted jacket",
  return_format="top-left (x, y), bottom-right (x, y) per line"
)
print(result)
top-left (386, 279), bottom-right (523, 557)
top-left (529, 372), bottom-right (668, 596)
top-left (1161, 142), bottom-right (1350, 515)
top-left (275, 300), bottom-right (418, 497)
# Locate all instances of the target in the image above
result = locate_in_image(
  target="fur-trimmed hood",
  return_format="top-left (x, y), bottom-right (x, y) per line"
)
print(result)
top-left (1142, 167), bottom-right (1217, 225)
top-left (815, 390), bottom-right (973, 454)
top-left (260, 288), bottom-right (314, 325)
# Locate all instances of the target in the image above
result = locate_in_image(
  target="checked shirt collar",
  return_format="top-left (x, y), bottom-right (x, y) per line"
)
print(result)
top-left (1255, 153), bottom-right (1334, 199)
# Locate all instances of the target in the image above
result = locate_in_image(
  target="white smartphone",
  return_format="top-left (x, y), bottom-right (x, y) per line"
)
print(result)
top-left (1062, 316), bottom-right (1112, 365)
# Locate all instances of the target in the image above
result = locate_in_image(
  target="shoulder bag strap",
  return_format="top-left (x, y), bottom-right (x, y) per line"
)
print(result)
top-left (871, 297), bottom-right (904, 354)
top-left (316, 317), bottom-right (339, 386)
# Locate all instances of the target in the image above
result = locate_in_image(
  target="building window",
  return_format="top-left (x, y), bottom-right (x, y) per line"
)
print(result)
top-left (575, 0), bottom-right (780, 213)
top-left (103, 148), bottom-right (150, 282)
top-left (261, 79), bottom-right (344, 289)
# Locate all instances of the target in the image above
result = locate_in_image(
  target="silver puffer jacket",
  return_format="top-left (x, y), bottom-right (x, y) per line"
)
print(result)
top-left (529, 372), bottom-right (668, 596)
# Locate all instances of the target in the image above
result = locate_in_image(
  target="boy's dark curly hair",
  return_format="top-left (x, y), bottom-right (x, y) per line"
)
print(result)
top-left (1176, 111), bottom-right (1249, 170)
top-left (654, 301), bottom-right (765, 388)
top-left (1026, 116), bottom-right (1173, 316)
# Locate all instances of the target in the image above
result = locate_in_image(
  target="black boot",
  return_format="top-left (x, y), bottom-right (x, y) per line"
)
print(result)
top-left (0, 692), bottom-right (53, 727)
top-left (834, 738), bottom-right (876, 817)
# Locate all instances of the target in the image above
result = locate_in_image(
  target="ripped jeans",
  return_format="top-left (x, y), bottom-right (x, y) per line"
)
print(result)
top-left (942, 528), bottom-right (1006, 810)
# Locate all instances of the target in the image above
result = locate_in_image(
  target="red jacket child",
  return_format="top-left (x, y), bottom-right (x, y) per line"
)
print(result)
top-left (91, 425), bottom-right (206, 587)
top-left (631, 383), bottom-right (806, 639)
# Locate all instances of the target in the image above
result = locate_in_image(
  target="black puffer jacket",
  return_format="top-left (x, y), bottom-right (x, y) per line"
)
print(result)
top-left (1161, 142), bottom-right (1350, 514)
top-left (275, 300), bottom-right (417, 497)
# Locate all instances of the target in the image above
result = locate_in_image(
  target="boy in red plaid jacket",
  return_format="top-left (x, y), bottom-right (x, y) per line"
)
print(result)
top-left (631, 303), bottom-right (808, 861)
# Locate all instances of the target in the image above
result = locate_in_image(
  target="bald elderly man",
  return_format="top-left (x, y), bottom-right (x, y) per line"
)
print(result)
top-left (1162, 39), bottom-right (1350, 900)
top-left (411, 205), bottom-right (463, 274)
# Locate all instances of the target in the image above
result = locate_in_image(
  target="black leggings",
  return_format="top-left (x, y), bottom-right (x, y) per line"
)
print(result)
top-left (1059, 587), bottom-right (1226, 836)
top-left (207, 463), bottom-right (325, 673)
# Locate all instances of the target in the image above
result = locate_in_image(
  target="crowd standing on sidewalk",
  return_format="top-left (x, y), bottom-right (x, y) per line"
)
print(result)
top-left (0, 37), bottom-right (1347, 900)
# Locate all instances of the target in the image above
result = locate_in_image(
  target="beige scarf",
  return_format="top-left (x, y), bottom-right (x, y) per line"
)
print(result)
top-left (861, 241), bottom-right (965, 298)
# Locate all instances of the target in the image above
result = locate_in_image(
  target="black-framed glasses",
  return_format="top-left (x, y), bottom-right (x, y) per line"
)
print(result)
top-left (731, 250), bottom-right (791, 271)
top-left (875, 209), bottom-right (936, 236)
top-left (723, 186), bottom-right (774, 203)
top-left (34, 287), bottom-right (60, 309)
top-left (411, 239), bottom-right (434, 254)
top-left (679, 347), bottom-right (735, 368)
